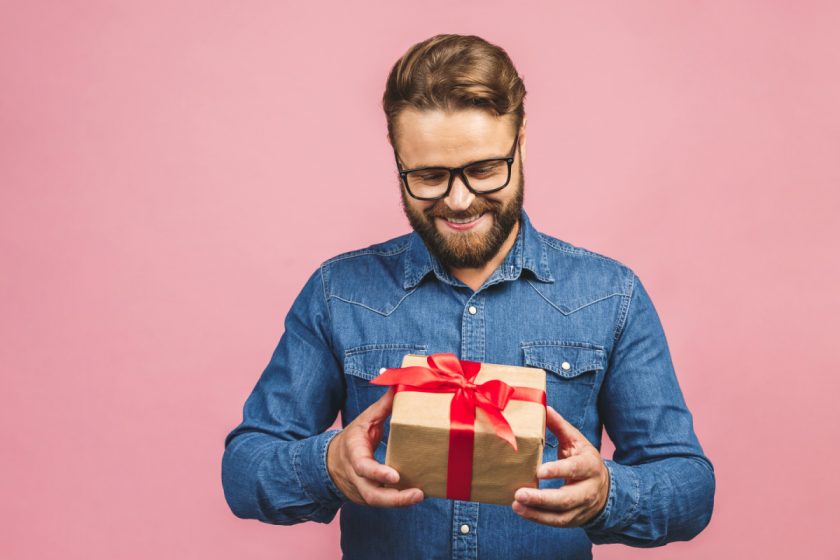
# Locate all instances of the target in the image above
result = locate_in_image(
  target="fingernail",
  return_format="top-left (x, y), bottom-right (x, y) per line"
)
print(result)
top-left (515, 489), bottom-right (531, 502)
top-left (512, 501), bottom-right (524, 513)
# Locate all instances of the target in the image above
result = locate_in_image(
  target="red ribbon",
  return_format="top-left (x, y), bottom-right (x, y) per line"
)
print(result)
top-left (370, 352), bottom-right (546, 501)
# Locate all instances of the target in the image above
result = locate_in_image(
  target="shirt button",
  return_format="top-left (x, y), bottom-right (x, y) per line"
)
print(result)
top-left (379, 367), bottom-right (387, 374)
top-left (561, 361), bottom-right (571, 371)
top-left (468, 305), bottom-right (477, 315)
top-left (460, 524), bottom-right (470, 534)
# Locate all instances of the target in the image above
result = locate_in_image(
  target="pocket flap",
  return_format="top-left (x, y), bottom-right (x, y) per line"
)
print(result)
top-left (521, 341), bottom-right (606, 378)
top-left (344, 343), bottom-right (429, 381)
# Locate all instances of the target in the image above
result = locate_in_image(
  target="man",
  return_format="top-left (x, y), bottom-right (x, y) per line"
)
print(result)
top-left (222, 34), bottom-right (715, 559)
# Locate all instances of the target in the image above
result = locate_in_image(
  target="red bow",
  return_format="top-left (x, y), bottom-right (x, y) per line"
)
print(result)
top-left (371, 352), bottom-right (545, 501)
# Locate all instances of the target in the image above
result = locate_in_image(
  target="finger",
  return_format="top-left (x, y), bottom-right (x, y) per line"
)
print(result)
top-left (513, 482), bottom-right (595, 512)
top-left (536, 454), bottom-right (599, 481)
top-left (511, 500), bottom-right (583, 528)
top-left (362, 386), bottom-right (396, 423)
top-left (348, 443), bottom-right (400, 484)
top-left (546, 405), bottom-right (586, 451)
top-left (356, 476), bottom-right (424, 508)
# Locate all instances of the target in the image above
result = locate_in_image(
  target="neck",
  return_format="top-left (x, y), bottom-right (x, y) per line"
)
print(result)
top-left (447, 218), bottom-right (520, 293)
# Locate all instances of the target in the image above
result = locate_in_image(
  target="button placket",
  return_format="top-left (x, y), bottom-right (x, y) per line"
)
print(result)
top-left (453, 295), bottom-right (482, 560)
top-left (452, 499), bottom-right (479, 560)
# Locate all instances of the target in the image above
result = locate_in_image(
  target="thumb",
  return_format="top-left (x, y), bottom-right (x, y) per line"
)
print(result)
top-left (363, 386), bottom-right (396, 423)
top-left (546, 405), bottom-right (586, 451)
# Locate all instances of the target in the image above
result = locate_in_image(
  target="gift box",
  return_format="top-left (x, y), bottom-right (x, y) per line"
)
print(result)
top-left (370, 352), bottom-right (547, 506)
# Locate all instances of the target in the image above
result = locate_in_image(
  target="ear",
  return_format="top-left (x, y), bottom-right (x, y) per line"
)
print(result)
top-left (519, 116), bottom-right (527, 164)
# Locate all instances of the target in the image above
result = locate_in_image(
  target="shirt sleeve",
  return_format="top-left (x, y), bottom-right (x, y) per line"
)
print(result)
top-left (580, 272), bottom-right (716, 546)
top-left (221, 265), bottom-right (349, 525)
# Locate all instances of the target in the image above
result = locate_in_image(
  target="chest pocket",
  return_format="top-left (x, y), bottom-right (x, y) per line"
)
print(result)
top-left (521, 341), bottom-right (606, 448)
top-left (343, 343), bottom-right (428, 451)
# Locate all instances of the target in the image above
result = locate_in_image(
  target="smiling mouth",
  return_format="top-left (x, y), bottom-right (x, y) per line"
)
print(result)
top-left (436, 212), bottom-right (490, 232)
top-left (442, 212), bottom-right (486, 224)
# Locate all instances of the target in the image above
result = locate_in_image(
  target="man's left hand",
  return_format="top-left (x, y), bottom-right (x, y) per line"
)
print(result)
top-left (511, 405), bottom-right (610, 527)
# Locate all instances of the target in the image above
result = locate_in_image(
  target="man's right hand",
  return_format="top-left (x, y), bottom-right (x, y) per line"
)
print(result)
top-left (326, 386), bottom-right (424, 507)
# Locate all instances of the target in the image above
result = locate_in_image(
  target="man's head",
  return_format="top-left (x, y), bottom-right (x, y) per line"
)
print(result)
top-left (382, 34), bottom-right (528, 269)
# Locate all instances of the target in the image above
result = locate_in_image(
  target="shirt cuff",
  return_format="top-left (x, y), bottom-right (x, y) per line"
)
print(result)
top-left (580, 459), bottom-right (641, 535)
top-left (293, 428), bottom-right (349, 508)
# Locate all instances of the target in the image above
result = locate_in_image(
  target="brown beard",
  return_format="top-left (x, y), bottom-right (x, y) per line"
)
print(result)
top-left (400, 165), bottom-right (525, 269)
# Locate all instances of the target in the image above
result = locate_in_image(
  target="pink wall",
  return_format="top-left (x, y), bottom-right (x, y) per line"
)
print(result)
top-left (2, 1), bottom-right (838, 558)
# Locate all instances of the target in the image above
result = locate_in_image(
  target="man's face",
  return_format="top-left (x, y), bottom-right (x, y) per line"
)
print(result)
top-left (393, 108), bottom-right (526, 269)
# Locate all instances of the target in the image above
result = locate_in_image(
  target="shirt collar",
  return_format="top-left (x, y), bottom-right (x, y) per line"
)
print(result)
top-left (402, 207), bottom-right (555, 290)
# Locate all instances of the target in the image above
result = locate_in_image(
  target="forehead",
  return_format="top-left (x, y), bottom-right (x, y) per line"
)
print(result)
top-left (394, 108), bottom-right (515, 168)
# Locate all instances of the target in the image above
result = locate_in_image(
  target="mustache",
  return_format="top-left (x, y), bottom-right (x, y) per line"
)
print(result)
top-left (428, 204), bottom-right (498, 221)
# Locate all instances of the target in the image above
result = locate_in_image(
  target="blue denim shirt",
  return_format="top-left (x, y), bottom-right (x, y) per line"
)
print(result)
top-left (221, 207), bottom-right (715, 559)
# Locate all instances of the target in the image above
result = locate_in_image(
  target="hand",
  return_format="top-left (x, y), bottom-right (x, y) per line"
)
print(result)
top-left (326, 387), bottom-right (424, 507)
top-left (511, 405), bottom-right (610, 527)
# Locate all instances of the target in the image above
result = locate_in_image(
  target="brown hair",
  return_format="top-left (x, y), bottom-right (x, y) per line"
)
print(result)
top-left (382, 34), bottom-right (527, 148)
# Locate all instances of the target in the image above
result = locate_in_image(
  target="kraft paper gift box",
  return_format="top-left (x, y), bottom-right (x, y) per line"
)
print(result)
top-left (370, 352), bottom-right (547, 506)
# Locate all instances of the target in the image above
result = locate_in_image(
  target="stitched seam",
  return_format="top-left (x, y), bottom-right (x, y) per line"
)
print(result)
top-left (564, 293), bottom-right (625, 314)
top-left (526, 280), bottom-right (623, 315)
top-left (345, 342), bottom-right (428, 355)
top-left (291, 439), bottom-right (317, 505)
top-left (344, 344), bottom-right (428, 379)
top-left (613, 272), bottom-right (637, 344)
top-left (321, 240), bottom-right (411, 265)
top-left (317, 264), bottom-right (338, 353)
top-left (327, 288), bottom-right (418, 317)
top-left (521, 340), bottom-right (606, 352)
top-left (541, 237), bottom-right (630, 268)
top-left (529, 363), bottom-right (603, 376)
top-left (578, 375), bottom-right (598, 430)
top-left (525, 280), bottom-right (569, 315)
top-left (319, 430), bottom-right (345, 502)
top-left (525, 360), bottom-right (604, 377)
top-left (618, 466), bottom-right (641, 529)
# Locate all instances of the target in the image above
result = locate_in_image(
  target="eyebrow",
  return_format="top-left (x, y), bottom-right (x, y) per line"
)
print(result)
top-left (403, 152), bottom-right (505, 170)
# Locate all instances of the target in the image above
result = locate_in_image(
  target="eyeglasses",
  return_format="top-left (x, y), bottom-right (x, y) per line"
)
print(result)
top-left (394, 131), bottom-right (520, 201)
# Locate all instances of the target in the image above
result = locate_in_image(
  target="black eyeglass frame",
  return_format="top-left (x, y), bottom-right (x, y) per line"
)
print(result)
top-left (393, 131), bottom-right (521, 201)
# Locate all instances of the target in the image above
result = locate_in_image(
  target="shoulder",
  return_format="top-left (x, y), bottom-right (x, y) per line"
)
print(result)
top-left (315, 232), bottom-right (414, 315)
top-left (541, 232), bottom-right (635, 283)
top-left (534, 231), bottom-right (637, 312)
top-left (319, 232), bottom-right (413, 276)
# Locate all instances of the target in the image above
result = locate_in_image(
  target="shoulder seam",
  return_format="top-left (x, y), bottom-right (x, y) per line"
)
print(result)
top-left (316, 263), bottom-right (339, 354)
top-left (541, 235), bottom-right (630, 270)
top-left (321, 237), bottom-right (411, 266)
top-left (613, 271), bottom-right (637, 343)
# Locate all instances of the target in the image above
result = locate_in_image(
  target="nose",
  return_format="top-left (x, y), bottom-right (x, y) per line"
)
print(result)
top-left (442, 172), bottom-right (475, 212)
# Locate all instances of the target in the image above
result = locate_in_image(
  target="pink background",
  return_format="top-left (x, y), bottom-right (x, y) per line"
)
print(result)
top-left (2, 1), bottom-right (838, 558)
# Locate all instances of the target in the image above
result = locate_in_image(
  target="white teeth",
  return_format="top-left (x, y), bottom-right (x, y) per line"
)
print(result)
top-left (446, 213), bottom-right (484, 224)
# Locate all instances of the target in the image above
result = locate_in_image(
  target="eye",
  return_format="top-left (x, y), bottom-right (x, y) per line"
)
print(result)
top-left (466, 161), bottom-right (504, 177)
